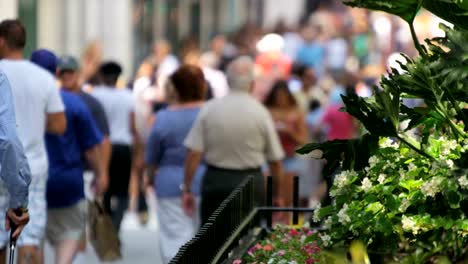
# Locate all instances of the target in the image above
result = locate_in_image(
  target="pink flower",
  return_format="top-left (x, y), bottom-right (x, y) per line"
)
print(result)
top-left (278, 250), bottom-right (285, 256)
top-left (306, 258), bottom-right (315, 264)
top-left (255, 243), bottom-right (262, 250)
top-left (289, 229), bottom-right (299, 236)
top-left (307, 230), bottom-right (315, 236)
top-left (263, 244), bottom-right (273, 251)
top-left (281, 238), bottom-right (288, 244)
top-left (233, 259), bottom-right (242, 264)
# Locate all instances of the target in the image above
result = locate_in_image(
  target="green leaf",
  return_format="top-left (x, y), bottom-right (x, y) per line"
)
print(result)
top-left (447, 190), bottom-right (462, 208)
top-left (386, 194), bottom-right (398, 211)
top-left (297, 134), bottom-right (379, 176)
top-left (423, 0), bottom-right (468, 31)
top-left (399, 179), bottom-right (424, 191)
top-left (341, 93), bottom-right (398, 137)
top-left (343, 0), bottom-right (421, 23)
top-left (318, 205), bottom-right (335, 218)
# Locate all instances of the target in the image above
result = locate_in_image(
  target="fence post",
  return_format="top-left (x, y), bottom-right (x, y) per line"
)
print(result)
top-left (293, 175), bottom-right (299, 225)
top-left (266, 175), bottom-right (273, 228)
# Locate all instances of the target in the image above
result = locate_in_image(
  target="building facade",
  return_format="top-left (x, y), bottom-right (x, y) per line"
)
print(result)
top-left (0, 0), bottom-right (306, 80)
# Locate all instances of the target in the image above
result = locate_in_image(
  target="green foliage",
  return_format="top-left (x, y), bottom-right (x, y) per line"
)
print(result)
top-left (313, 136), bottom-right (468, 262)
top-left (423, 1), bottom-right (468, 31)
top-left (296, 134), bottom-right (379, 176)
top-left (296, 0), bottom-right (468, 262)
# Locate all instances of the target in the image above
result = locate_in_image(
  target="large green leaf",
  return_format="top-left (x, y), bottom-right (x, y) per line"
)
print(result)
top-left (423, 0), bottom-right (468, 31)
top-left (343, 0), bottom-right (421, 23)
top-left (341, 90), bottom-right (399, 137)
top-left (297, 134), bottom-right (379, 176)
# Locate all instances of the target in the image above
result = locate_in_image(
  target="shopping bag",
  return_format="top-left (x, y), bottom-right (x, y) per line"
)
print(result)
top-left (88, 200), bottom-right (122, 261)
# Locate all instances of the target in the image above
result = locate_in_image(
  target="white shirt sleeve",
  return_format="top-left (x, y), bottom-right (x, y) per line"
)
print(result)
top-left (184, 107), bottom-right (206, 152)
top-left (45, 77), bottom-right (65, 113)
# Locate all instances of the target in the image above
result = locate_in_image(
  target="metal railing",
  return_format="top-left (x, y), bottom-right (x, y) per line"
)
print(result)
top-left (170, 175), bottom-right (315, 264)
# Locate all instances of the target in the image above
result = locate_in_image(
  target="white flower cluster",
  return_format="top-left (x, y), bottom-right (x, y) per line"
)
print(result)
top-left (463, 138), bottom-right (468, 151)
top-left (407, 162), bottom-right (417, 172)
top-left (323, 216), bottom-right (333, 229)
top-left (399, 198), bottom-right (410, 213)
top-left (334, 170), bottom-right (358, 190)
top-left (401, 215), bottom-right (419, 235)
top-left (313, 203), bottom-right (321, 222)
top-left (361, 177), bottom-right (373, 192)
top-left (378, 174), bottom-right (386, 184)
top-left (459, 176), bottom-right (468, 189)
top-left (319, 233), bottom-right (331, 246)
top-left (380, 138), bottom-right (399, 149)
top-left (446, 159), bottom-right (455, 169)
top-left (442, 139), bottom-right (458, 156)
top-left (383, 160), bottom-right (396, 170)
top-left (368, 155), bottom-right (379, 167)
top-left (421, 177), bottom-right (443, 197)
top-left (338, 203), bottom-right (351, 225)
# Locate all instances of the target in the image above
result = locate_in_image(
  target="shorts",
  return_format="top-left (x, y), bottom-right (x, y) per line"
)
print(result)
top-left (0, 176), bottom-right (47, 248)
top-left (46, 199), bottom-right (87, 246)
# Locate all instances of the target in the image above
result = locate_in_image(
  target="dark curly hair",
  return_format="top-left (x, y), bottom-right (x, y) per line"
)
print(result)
top-left (169, 65), bottom-right (206, 103)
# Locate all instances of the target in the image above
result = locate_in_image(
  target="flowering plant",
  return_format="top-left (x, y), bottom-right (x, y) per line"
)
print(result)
top-left (237, 225), bottom-right (327, 264)
top-left (296, 1), bottom-right (468, 262)
top-left (313, 136), bottom-right (468, 262)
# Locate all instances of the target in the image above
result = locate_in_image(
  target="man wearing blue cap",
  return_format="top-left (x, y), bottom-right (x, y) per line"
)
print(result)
top-left (55, 55), bottom-right (111, 196)
top-left (0, 19), bottom-right (66, 264)
top-left (31, 50), bottom-right (107, 264)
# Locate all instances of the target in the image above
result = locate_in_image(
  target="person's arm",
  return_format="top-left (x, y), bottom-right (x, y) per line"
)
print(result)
top-left (99, 136), bottom-right (111, 192)
top-left (183, 149), bottom-right (203, 192)
top-left (0, 77), bottom-right (31, 238)
top-left (181, 108), bottom-right (206, 216)
top-left (85, 145), bottom-right (106, 194)
top-left (90, 96), bottom-right (111, 177)
top-left (46, 112), bottom-right (66, 135)
top-left (101, 136), bottom-right (111, 171)
top-left (76, 101), bottom-right (106, 194)
top-left (181, 149), bottom-right (202, 217)
top-left (285, 111), bottom-right (308, 145)
top-left (143, 112), bottom-right (164, 189)
top-left (45, 77), bottom-right (66, 135)
top-left (263, 110), bottom-right (286, 198)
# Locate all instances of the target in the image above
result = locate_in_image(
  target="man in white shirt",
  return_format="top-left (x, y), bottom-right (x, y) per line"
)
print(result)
top-left (0, 19), bottom-right (66, 264)
top-left (91, 62), bottom-right (136, 232)
top-left (182, 56), bottom-right (285, 224)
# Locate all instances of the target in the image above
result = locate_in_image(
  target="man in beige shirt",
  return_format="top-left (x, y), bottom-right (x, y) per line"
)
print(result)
top-left (182, 56), bottom-right (285, 224)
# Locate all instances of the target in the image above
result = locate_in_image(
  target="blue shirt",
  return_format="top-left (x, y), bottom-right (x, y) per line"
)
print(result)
top-left (46, 90), bottom-right (103, 208)
top-left (0, 71), bottom-right (31, 208)
top-left (145, 108), bottom-right (205, 197)
top-left (296, 42), bottom-right (326, 78)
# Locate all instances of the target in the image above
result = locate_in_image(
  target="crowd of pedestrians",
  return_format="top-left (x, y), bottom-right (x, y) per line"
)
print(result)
top-left (0, 2), bottom-right (426, 263)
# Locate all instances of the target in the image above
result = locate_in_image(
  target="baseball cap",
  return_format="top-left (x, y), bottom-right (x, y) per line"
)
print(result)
top-left (57, 55), bottom-right (79, 72)
top-left (30, 49), bottom-right (58, 75)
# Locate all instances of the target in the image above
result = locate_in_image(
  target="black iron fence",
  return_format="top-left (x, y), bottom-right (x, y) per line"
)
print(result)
top-left (170, 175), bottom-right (314, 264)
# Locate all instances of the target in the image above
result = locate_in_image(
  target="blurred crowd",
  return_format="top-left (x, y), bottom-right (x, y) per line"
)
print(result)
top-left (0, 2), bottom-right (443, 264)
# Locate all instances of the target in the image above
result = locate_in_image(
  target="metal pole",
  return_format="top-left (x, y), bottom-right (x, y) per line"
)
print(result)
top-left (266, 175), bottom-right (273, 228)
top-left (293, 175), bottom-right (299, 225)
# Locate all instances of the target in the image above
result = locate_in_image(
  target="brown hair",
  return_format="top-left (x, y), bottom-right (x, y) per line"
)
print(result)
top-left (169, 65), bottom-right (206, 103)
top-left (0, 19), bottom-right (26, 50)
top-left (264, 80), bottom-right (297, 108)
